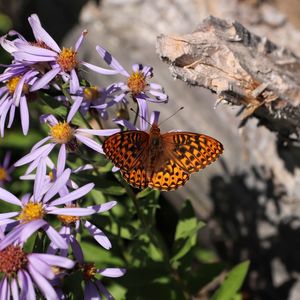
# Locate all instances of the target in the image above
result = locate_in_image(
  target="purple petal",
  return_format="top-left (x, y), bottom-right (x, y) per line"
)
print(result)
top-left (150, 110), bottom-right (160, 126)
top-left (18, 270), bottom-right (36, 300)
top-left (148, 90), bottom-right (168, 101)
top-left (84, 220), bottom-right (111, 250)
top-left (69, 69), bottom-right (79, 94)
top-left (76, 128), bottom-right (120, 136)
top-left (56, 144), bottom-right (66, 176)
top-left (13, 51), bottom-right (56, 62)
top-left (20, 220), bottom-right (48, 243)
top-left (96, 45), bottom-right (129, 76)
top-left (31, 136), bottom-right (51, 152)
top-left (32, 253), bottom-right (74, 269)
top-left (95, 280), bottom-right (114, 300)
top-left (81, 61), bottom-right (120, 75)
top-left (149, 83), bottom-right (163, 90)
top-left (13, 75), bottom-right (26, 106)
top-left (30, 68), bottom-right (60, 92)
top-left (28, 255), bottom-right (55, 279)
top-left (136, 98), bottom-right (149, 131)
top-left (14, 144), bottom-right (54, 167)
top-left (47, 207), bottom-right (95, 216)
top-left (7, 103), bottom-right (15, 128)
top-left (73, 164), bottom-right (93, 173)
top-left (0, 277), bottom-right (9, 299)
top-left (67, 96), bottom-right (83, 123)
top-left (11, 278), bottom-right (19, 300)
top-left (27, 264), bottom-right (58, 300)
top-left (14, 42), bottom-right (57, 57)
top-left (0, 212), bottom-right (19, 220)
top-left (44, 224), bottom-right (68, 249)
top-left (70, 235), bottom-right (84, 263)
top-left (39, 113), bottom-right (59, 126)
top-left (33, 158), bottom-right (46, 201)
top-left (75, 134), bottom-right (103, 153)
top-left (91, 201), bottom-right (117, 213)
top-left (98, 268), bottom-right (126, 278)
top-left (28, 14), bottom-right (60, 52)
top-left (50, 183), bottom-right (94, 206)
top-left (3, 152), bottom-right (11, 168)
top-left (0, 225), bottom-right (24, 250)
top-left (0, 188), bottom-right (22, 206)
top-left (75, 30), bottom-right (88, 51)
top-left (20, 96), bottom-right (29, 135)
top-left (84, 282), bottom-right (101, 300)
top-left (43, 168), bottom-right (71, 203)
top-left (114, 119), bottom-right (137, 130)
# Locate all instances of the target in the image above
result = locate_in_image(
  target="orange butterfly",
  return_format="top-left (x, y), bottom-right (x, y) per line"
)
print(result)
top-left (103, 123), bottom-right (223, 191)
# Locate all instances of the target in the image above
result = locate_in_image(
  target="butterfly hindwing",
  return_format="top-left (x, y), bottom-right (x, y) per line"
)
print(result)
top-left (149, 159), bottom-right (190, 191)
top-left (162, 132), bottom-right (223, 173)
top-left (103, 130), bottom-right (149, 172)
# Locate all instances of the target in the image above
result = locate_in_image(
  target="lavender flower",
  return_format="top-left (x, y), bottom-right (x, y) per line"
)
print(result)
top-left (14, 113), bottom-right (119, 174)
top-left (0, 64), bottom-right (39, 136)
top-left (85, 45), bottom-right (168, 122)
top-left (0, 152), bottom-right (14, 186)
top-left (0, 242), bottom-right (74, 299)
top-left (0, 168), bottom-right (95, 250)
top-left (3, 14), bottom-right (120, 94)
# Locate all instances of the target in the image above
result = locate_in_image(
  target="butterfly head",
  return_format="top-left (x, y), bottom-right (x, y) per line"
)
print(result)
top-left (149, 122), bottom-right (160, 136)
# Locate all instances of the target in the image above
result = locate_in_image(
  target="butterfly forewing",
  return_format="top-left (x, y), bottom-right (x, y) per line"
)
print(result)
top-left (162, 132), bottom-right (223, 173)
top-left (103, 130), bottom-right (149, 172)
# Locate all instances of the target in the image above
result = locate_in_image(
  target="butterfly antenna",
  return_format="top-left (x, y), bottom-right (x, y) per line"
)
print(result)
top-left (158, 106), bottom-right (184, 126)
top-left (130, 107), bottom-right (152, 126)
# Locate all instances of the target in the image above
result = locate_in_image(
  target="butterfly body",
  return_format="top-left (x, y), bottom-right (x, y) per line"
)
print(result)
top-left (103, 123), bottom-right (223, 191)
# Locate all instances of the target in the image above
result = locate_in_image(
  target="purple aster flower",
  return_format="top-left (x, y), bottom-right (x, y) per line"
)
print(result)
top-left (0, 64), bottom-right (39, 136)
top-left (0, 168), bottom-right (95, 250)
top-left (82, 264), bottom-right (126, 300)
top-left (4, 14), bottom-right (120, 94)
top-left (85, 45), bottom-right (168, 122)
top-left (14, 113), bottom-right (120, 174)
top-left (0, 242), bottom-right (74, 300)
top-left (0, 152), bottom-right (14, 186)
top-left (48, 200), bottom-right (117, 255)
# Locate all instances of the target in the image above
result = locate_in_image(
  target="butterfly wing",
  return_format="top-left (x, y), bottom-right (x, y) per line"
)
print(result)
top-left (120, 167), bottom-right (148, 189)
top-left (162, 132), bottom-right (223, 173)
top-left (148, 158), bottom-right (190, 191)
top-left (103, 130), bottom-right (149, 172)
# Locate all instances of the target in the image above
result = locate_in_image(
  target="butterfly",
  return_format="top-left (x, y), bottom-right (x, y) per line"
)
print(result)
top-left (103, 123), bottom-right (224, 191)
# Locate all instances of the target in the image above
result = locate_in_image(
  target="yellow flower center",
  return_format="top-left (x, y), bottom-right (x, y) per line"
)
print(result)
top-left (50, 122), bottom-right (74, 144)
top-left (0, 168), bottom-right (8, 181)
top-left (17, 202), bottom-right (44, 223)
top-left (48, 171), bottom-right (54, 182)
top-left (127, 72), bottom-right (146, 95)
top-left (83, 263), bottom-right (97, 279)
top-left (57, 47), bottom-right (77, 72)
top-left (6, 76), bottom-right (29, 95)
top-left (83, 86), bottom-right (100, 101)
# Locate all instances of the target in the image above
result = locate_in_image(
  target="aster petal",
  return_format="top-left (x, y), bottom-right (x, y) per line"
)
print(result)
top-left (50, 183), bottom-right (94, 206)
top-left (20, 220), bottom-right (48, 243)
top-left (11, 278), bottom-right (19, 300)
top-left (75, 29), bottom-right (88, 51)
top-left (84, 220), bottom-right (111, 250)
top-left (44, 225), bottom-right (68, 249)
top-left (30, 68), bottom-right (60, 92)
top-left (3, 152), bottom-right (11, 168)
top-left (28, 255), bottom-right (55, 280)
top-left (81, 61), bottom-right (120, 75)
top-left (0, 212), bottom-right (19, 220)
top-left (136, 98), bottom-right (149, 131)
top-left (18, 270), bottom-right (36, 300)
top-left (27, 264), bottom-right (58, 300)
top-left (91, 201), bottom-right (117, 213)
top-left (67, 96), bottom-right (83, 123)
top-left (0, 35), bottom-right (18, 53)
top-left (47, 207), bottom-right (95, 216)
top-left (95, 280), bottom-right (113, 300)
top-left (96, 45), bottom-right (129, 76)
top-left (31, 136), bottom-right (51, 152)
top-left (14, 43), bottom-right (57, 57)
top-left (43, 168), bottom-right (71, 203)
top-left (73, 164), bottom-right (93, 173)
top-left (20, 96), bottom-right (29, 135)
top-left (0, 277), bottom-right (9, 300)
top-left (40, 114), bottom-right (59, 126)
top-left (7, 103), bottom-right (15, 128)
top-left (0, 225), bottom-right (24, 250)
top-left (14, 144), bottom-right (54, 167)
top-left (150, 110), bottom-right (160, 126)
top-left (28, 14), bottom-right (61, 52)
top-left (114, 119), bottom-right (137, 130)
top-left (0, 188), bottom-right (22, 206)
top-left (149, 83), bottom-right (163, 90)
top-left (70, 69), bottom-right (80, 94)
top-left (33, 158), bottom-right (46, 201)
top-left (70, 235), bottom-right (84, 263)
top-left (0, 99), bottom-right (12, 137)
top-left (13, 51), bottom-right (56, 62)
top-left (32, 253), bottom-right (74, 269)
top-left (0, 219), bottom-right (19, 226)
top-left (98, 268), bottom-right (126, 278)
top-left (76, 128), bottom-right (120, 136)
top-left (84, 282), bottom-right (100, 300)
top-left (148, 89), bottom-right (168, 101)
top-left (56, 144), bottom-right (66, 176)
top-left (13, 75), bottom-right (26, 106)
top-left (75, 134), bottom-right (103, 153)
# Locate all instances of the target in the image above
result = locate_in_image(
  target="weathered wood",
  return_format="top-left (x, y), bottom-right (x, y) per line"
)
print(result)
top-left (157, 16), bottom-right (300, 138)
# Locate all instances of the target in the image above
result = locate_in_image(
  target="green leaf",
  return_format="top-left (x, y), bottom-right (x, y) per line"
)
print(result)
top-left (170, 200), bottom-right (205, 267)
top-left (211, 260), bottom-right (250, 300)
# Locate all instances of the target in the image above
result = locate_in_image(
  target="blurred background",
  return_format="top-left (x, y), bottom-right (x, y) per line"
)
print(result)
top-left (1, 0), bottom-right (300, 299)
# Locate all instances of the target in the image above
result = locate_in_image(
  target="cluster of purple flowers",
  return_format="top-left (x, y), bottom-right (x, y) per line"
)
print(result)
top-left (0, 13), bottom-right (168, 299)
